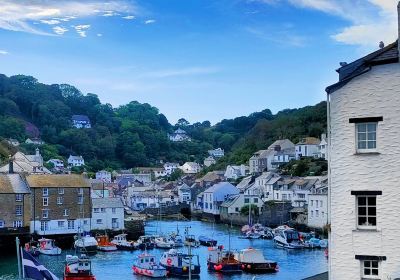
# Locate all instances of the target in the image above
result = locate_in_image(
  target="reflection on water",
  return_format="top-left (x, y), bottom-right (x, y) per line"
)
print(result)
top-left (0, 220), bottom-right (327, 280)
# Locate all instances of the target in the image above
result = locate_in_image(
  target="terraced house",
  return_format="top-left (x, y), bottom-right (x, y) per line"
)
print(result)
top-left (0, 173), bottom-right (30, 234)
top-left (27, 174), bottom-right (91, 235)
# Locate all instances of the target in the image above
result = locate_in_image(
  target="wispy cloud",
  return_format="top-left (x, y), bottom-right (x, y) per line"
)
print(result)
top-left (74, 24), bottom-right (91, 37)
top-left (245, 26), bottom-right (308, 47)
top-left (144, 19), bottom-right (156, 24)
top-left (97, 33), bottom-right (103, 37)
top-left (254, 0), bottom-right (398, 47)
top-left (142, 67), bottom-right (220, 78)
top-left (122, 15), bottom-right (135, 20)
top-left (0, 0), bottom-right (137, 36)
top-left (0, 50), bottom-right (8, 55)
top-left (53, 26), bottom-right (68, 35)
top-left (102, 10), bottom-right (119, 17)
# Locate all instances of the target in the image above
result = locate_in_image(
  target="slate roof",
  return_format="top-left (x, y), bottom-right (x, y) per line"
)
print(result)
top-left (27, 174), bottom-right (90, 188)
top-left (0, 174), bottom-right (30, 194)
top-left (326, 41), bottom-right (399, 94)
top-left (72, 115), bottom-right (90, 122)
top-left (92, 197), bottom-right (124, 208)
top-left (204, 182), bottom-right (237, 193)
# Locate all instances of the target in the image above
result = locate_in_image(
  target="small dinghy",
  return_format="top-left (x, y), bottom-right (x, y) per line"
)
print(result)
top-left (111, 234), bottom-right (136, 251)
top-left (132, 253), bottom-right (167, 278)
top-left (96, 235), bottom-right (117, 251)
top-left (235, 248), bottom-right (278, 273)
top-left (38, 238), bottom-right (62, 256)
top-left (64, 254), bottom-right (96, 280)
top-left (207, 246), bottom-right (242, 274)
top-left (159, 249), bottom-right (201, 277)
top-left (198, 236), bottom-right (217, 247)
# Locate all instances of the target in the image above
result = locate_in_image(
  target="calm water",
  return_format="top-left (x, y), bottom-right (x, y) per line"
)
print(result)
top-left (0, 220), bottom-right (327, 280)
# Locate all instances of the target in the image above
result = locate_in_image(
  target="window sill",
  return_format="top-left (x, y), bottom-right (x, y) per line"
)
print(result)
top-left (354, 152), bottom-right (380, 155)
top-left (353, 228), bottom-right (380, 233)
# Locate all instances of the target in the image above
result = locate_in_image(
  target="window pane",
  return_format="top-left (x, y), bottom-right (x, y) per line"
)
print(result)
top-left (367, 132), bottom-right (376, 140)
top-left (364, 261), bottom-right (371, 267)
top-left (358, 133), bottom-right (367, 141)
top-left (367, 141), bottom-right (376, 149)
top-left (364, 268), bottom-right (371, 275)
top-left (368, 207), bottom-right (376, 216)
top-left (357, 124), bottom-right (367, 132)
top-left (358, 197), bottom-right (367, 205)
top-left (368, 217), bottom-right (376, 226)
top-left (368, 197), bottom-right (376, 205)
top-left (358, 216), bottom-right (367, 225)
top-left (371, 262), bottom-right (378, 268)
top-left (372, 269), bottom-right (378, 275)
top-left (358, 206), bottom-right (366, 215)
top-left (367, 123), bottom-right (376, 132)
top-left (358, 141), bottom-right (366, 149)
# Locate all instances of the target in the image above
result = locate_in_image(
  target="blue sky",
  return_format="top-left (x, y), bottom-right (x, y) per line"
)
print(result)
top-left (0, 0), bottom-right (398, 124)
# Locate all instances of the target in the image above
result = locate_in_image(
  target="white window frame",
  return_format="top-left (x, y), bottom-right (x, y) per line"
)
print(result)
top-left (15, 194), bottom-right (23, 202)
top-left (67, 220), bottom-right (75, 230)
top-left (356, 122), bottom-right (377, 153)
top-left (361, 260), bottom-right (380, 279)
top-left (58, 188), bottom-right (64, 195)
top-left (57, 197), bottom-right (63, 205)
top-left (58, 221), bottom-right (65, 228)
top-left (356, 195), bottom-right (377, 230)
top-left (42, 209), bottom-right (49, 219)
top-left (96, 219), bottom-right (102, 224)
top-left (78, 188), bottom-right (84, 195)
top-left (42, 197), bottom-right (49, 206)
top-left (112, 208), bottom-right (116, 214)
top-left (16, 205), bottom-right (22, 216)
top-left (14, 220), bottom-right (23, 228)
top-left (42, 188), bottom-right (49, 196)
top-left (93, 208), bottom-right (99, 213)
top-left (63, 209), bottom-right (69, 217)
top-left (0, 220), bottom-right (4, 228)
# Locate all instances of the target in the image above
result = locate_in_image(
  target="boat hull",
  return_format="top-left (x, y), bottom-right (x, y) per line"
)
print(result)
top-left (160, 264), bottom-right (200, 277)
top-left (116, 244), bottom-right (136, 251)
top-left (207, 261), bottom-right (242, 274)
top-left (75, 245), bottom-right (98, 255)
top-left (199, 240), bottom-right (217, 247)
top-left (240, 262), bottom-right (278, 273)
top-left (132, 266), bottom-right (166, 278)
top-left (97, 245), bottom-right (117, 252)
top-left (39, 248), bottom-right (62, 256)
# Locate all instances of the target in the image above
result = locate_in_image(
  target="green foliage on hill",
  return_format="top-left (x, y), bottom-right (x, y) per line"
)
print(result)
top-left (0, 74), bottom-right (327, 172)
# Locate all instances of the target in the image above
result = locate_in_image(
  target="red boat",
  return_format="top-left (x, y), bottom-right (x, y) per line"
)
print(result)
top-left (64, 254), bottom-right (96, 280)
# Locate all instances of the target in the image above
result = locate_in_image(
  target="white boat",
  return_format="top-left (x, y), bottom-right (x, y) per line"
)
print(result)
top-left (155, 236), bottom-right (175, 249)
top-left (234, 248), bottom-right (278, 273)
top-left (38, 238), bottom-right (62, 255)
top-left (159, 249), bottom-right (201, 277)
top-left (169, 233), bottom-right (184, 247)
top-left (273, 228), bottom-right (304, 249)
top-left (74, 235), bottom-right (98, 255)
top-left (64, 254), bottom-right (96, 280)
top-left (133, 253), bottom-right (167, 278)
top-left (184, 235), bottom-right (200, 247)
top-left (319, 239), bottom-right (328, 248)
top-left (111, 234), bottom-right (137, 251)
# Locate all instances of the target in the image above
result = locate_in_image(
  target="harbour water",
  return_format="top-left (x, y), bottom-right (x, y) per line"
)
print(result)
top-left (0, 220), bottom-right (327, 280)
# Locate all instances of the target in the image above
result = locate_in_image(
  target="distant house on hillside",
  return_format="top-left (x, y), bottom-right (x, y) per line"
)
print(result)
top-left (180, 162), bottom-right (201, 174)
top-left (163, 162), bottom-right (180, 175)
top-left (7, 138), bottom-right (20, 147)
top-left (0, 149), bottom-right (51, 174)
top-left (72, 115), bottom-right (91, 129)
top-left (295, 137), bottom-right (320, 159)
top-left (208, 148), bottom-right (224, 158)
top-left (68, 155), bottom-right (85, 167)
top-left (25, 138), bottom-right (44, 145)
top-left (318, 134), bottom-right (328, 160)
top-left (224, 164), bottom-right (248, 180)
top-left (204, 156), bottom-right (216, 167)
top-left (47, 159), bottom-right (64, 170)
top-left (96, 170), bottom-right (112, 183)
top-left (168, 128), bottom-right (191, 142)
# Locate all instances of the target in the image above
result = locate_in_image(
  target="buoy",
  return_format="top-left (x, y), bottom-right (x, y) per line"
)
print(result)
top-left (183, 266), bottom-right (187, 271)
top-left (247, 264), bottom-right (251, 269)
top-left (167, 258), bottom-right (172, 265)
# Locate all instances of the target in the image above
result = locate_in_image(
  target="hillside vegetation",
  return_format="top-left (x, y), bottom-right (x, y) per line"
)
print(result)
top-left (0, 74), bottom-right (326, 171)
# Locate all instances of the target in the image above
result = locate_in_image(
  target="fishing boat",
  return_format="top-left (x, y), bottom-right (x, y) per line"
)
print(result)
top-left (207, 246), bottom-right (242, 274)
top-left (24, 240), bottom-right (40, 257)
top-left (136, 236), bottom-right (155, 250)
top-left (273, 228), bottom-right (304, 249)
top-left (38, 238), bottom-right (62, 255)
top-left (198, 236), bottom-right (217, 247)
top-left (159, 249), bottom-right (201, 277)
top-left (64, 254), bottom-right (96, 280)
top-left (132, 253), bottom-right (167, 278)
top-left (96, 235), bottom-right (117, 251)
top-left (235, 248), bottom-right (278, 273)
top-left (304, 237), bottom-right (322, 249)
top-left (319, 239), bottom-right (328, 248)
top-left (169, 233), bottom-right (184, 247)
top-left (154, 236), bottom-right (175, 249)
top-left (74, 235), bottom-right (98, 255)
top-left (184, 235), bottom-right (200, 247)
top-left (111, 233), bottom-right (136, 251)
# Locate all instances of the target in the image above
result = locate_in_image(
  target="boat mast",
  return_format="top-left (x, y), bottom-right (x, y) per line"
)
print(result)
top-left (185, 226), bottom-right (192, 280)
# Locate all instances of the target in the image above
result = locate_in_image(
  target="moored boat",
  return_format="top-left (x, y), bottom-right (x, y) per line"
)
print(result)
top-left (159, 249), bottom-right (200, 277)
top-left (111, 234), bottom-right (136, 251)
top-left (235, 248), bottom-right (278, 273)
top-left (273, 228), bottom-right (304, 249)
top-left (38, 238), bottom-right (62, 256)
top-left (24, 240), bottom-right (40, 257)
top-left (198, 236), bottom-right (217, 247)
top-left (207, 246), bottom-right (242, 274)
top-left (64, 254), bottom-right (96, 280)
top-left (154, 236), bottom-right (175, 249)
top-left (74, 235), bottom-right (98, 255)
top-left (136, 236), bottom-right (155, 250)
top-left (96, 235), bottom-right (117, 251)
top-left (184, 235), bottom-right (200, 247)
top-left (132, 253), bottom-right (167, 278)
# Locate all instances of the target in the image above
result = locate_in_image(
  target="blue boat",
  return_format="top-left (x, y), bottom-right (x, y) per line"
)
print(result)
top-left (198, 236), bottom-right (217, 247)
top-left (207, 246), bottom-right (242, 274)
top-left (159, 249), bottom-right (200, 277)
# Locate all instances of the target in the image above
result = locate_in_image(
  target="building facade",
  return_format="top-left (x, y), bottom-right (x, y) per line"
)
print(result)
top-left (72, 115), bottom-right (91, 129)
top-left (68, 155), bottom-right (85, 167)
top-left (91, 198), bottom-right (124, 231)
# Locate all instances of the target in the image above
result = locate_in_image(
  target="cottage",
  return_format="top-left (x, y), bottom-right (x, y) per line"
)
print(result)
top-left (326, 10), bottom-right (400, 278)
top-left (295, 137), bottom-right (320, 159)
top-left (71, 115), bottom-right (91, 129)
top-left (208, 148), bottom-right (224, 158)
top-left (168, 128), bottom-right (191, 142)
top-left (68, 155), bottom-right (85, 167)
top-left (129, 189), bottom-right (177, 211)
top-left (220, 193), bottom-right (264, 217)
top-left (307, 184), bottom-right (328, 229)
top-left (25, 138), bottom-right (45, 145)
top-left (180, 162), bottom-right (201, 174)
top-left (91, 197), bottom-right (124, 231)
top-left (137, 167), bottom-right (168, 178)
top-left (95, 170), bottom-right (112, 183)
top-left (0, 150), bottom-right (51, 174)
top-left (163, 162), bottom-right (180, 175)
top-left (177, 183), bottom-right (191, 204)
top-left (203, 156), bottom-right (216, 167)
top-left (318, 134), bottom-right (328, 160)
top-left (224, 164), bottom-right (248, 180)
top-left (27, 174), bottom-right (91, 235)
top-left (0, 173), bottom-right (30, 234)
top-left (202, 182), bottom-right (239, 216)
top-left (47, 159), bottom-right (64, 170)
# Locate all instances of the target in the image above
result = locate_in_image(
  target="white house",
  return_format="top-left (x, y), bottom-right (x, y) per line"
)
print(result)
top-left (224, 165), bottom-right (248, 180)
top-left (220, 193), bottom-right (264, 216)
top-left (72, 115), bottom-right (91, 129)
top-left (270, 147), bottom-right (296, 169)
top-left (326, 16), bottom-right (400, 279)
top-left (202, 182), bottom-right (239, 215)
top-left (0, 150), bottom-right (52, 174)
top-left (96, 170), bottom-right (112, 183)
top-left (25, 138), bottom-right (45, 145)
top-left (208, 148), bottom-right (224, 158)
top-left (91, 197), bottom-right (124, 231)
top-left (168, 128), bottom-right (191, 142)
top-left (177, 183), bottom-right (191, 204)
top-left (307, 185), bottom-right (328, 229)
top-left (68, 155), bottom-right (85, 167)
top-left (203, 156), bottom-right (216, 167)
top-left (7, 138), bottom-right (20, 146)
top-left (47, 159), bottom-right (64, 169)
top-left (295, 137), bottom-right (320, 159)
top-left (318, 133), bottom-right (328, 160)
top-left (163, 162), bottom-right (180, 175)
top-left (180, 162), bottom-right (201, 174)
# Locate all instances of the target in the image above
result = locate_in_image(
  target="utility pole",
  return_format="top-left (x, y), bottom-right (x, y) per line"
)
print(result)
top-left (16, 237), bottom-right (22, 279)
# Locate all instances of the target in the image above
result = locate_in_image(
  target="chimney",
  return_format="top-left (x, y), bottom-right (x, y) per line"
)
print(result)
top-left (9, 160), bottom-right (13, 174)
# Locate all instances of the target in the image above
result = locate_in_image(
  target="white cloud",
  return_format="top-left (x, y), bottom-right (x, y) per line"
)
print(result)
top-left (102, 10), bottom-right (119, 17)
top-left (0, 50), bottom-right (8, 55)
top-left (40, 19), bottom-right (60, 25)
top-left (0, 0), bottom-right (137, 35)
top-left (255, 0), bottom-right (399, 47)
top-left (53, 26), bottom-right (68, 35)
top-left (97, 33), bottom-right (103, 37)
top-left (74, 24), bottom-right (91, 37)
top-left (142, 67), bottom-right (220, 78)
top-left (144, 19), bottom-right (156, 24)
top-left (122, 15), bottom-right (135, 20)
